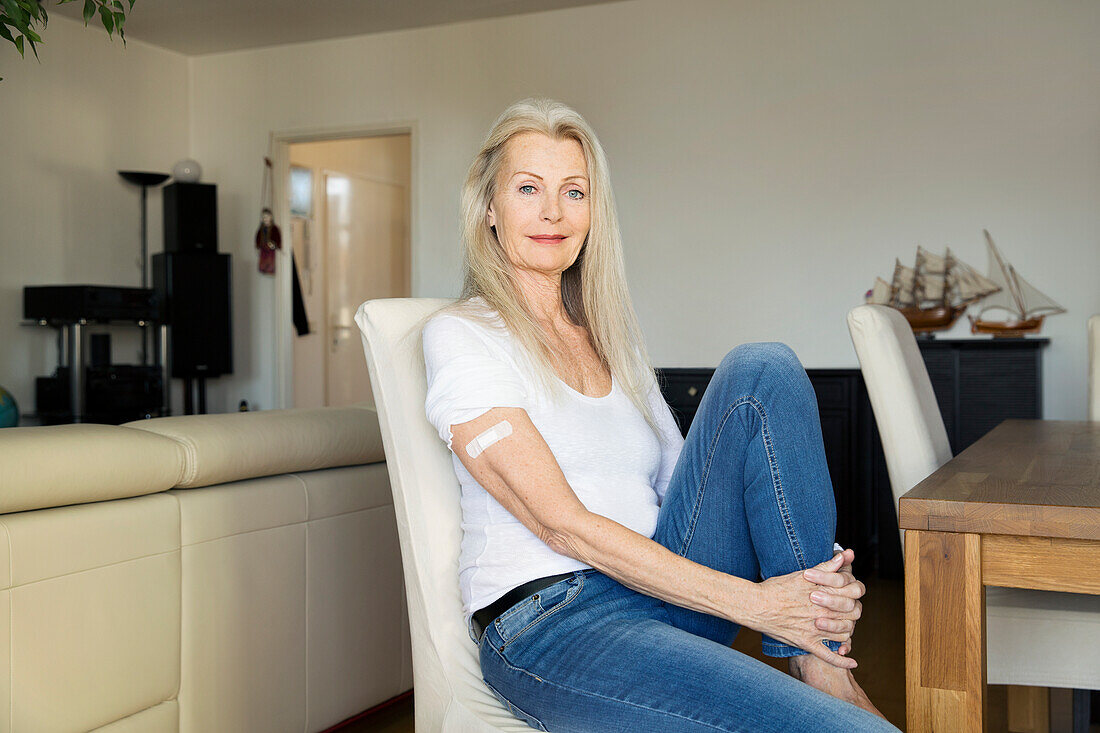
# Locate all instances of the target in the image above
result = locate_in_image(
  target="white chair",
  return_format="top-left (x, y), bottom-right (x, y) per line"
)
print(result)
top-left (1089, 315), bottom-right (1099, 422)
top-left (847, 305), bottom-right (1100, 697)
top-left (355, 297), bottom-right (530, 732)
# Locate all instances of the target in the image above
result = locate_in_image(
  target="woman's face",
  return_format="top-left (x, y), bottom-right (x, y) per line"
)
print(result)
top-left (488, 132), bottom-right (591, 280)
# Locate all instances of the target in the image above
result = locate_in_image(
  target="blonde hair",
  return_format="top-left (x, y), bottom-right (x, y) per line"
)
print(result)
top-left (435, 98), bottom-right (660, 432)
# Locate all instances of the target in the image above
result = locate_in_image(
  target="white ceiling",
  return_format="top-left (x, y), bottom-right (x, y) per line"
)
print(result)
top-left (51, 0), bottom-right (627, 55)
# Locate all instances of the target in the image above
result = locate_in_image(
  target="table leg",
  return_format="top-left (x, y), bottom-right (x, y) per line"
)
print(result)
top-left (905, 529), bottom-right (986, 732)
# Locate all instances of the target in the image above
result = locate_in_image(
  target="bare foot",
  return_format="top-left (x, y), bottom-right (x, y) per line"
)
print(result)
top-left (788, 654), bottom-right (887, 720)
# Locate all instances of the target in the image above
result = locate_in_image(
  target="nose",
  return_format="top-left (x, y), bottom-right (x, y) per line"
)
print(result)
top-left (540, 193), bottom-right (562, 223)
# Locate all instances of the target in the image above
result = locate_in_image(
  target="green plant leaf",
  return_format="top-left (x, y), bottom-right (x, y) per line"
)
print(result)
top-left (0, 24), bottom-right (15, 44)
top-left (127, 0), bottom-right (134, 10)
top-left (14, 32), bottom-right (22, 55)
top-left (81, 0), bottom-right (93, 23)
top-left (97, 3), bottom-right (112, 34)
top-left (2, 0), bottom-right (27, 32)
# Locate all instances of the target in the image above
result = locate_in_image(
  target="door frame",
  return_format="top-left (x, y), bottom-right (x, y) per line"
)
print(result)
top-left (270, 121), bottom-right (417, 409)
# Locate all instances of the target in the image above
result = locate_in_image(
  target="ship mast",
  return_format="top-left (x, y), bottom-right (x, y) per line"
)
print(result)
top-left (984, 229), bottom-right (1026, 317)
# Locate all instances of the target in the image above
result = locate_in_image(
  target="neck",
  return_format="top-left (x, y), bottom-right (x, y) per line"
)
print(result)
top-left (513, 269), bottom-right (569, 326)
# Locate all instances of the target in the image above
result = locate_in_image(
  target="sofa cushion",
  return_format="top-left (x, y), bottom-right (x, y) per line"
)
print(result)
top-left (125, 406), bottom-right (384, 489)
top-left (0, 424), bottom-right (185, 513)
top-left (0, 494), bottom-right (180, 732)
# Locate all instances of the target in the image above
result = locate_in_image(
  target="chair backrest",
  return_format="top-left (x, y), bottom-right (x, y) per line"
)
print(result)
top-left (846, 305), bottom-right (953, 549)
top-left (1089, 315), bottom-right (1100, 422)
top-left (355, 298), bottom-right (524, 733)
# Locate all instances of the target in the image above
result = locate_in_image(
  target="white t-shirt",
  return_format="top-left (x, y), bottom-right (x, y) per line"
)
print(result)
top-left (422, 298), bottom-right (685, 621)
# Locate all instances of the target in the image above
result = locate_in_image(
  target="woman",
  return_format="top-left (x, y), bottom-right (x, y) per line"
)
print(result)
top-left (423, 98), bottom-right (897, 732)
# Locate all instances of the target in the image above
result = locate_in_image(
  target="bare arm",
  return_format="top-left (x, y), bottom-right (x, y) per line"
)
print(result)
top-left (450, 406), bottom-right (860, 668)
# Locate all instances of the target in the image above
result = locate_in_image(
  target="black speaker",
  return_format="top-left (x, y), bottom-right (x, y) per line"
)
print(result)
top-left (164, 182), bottom-right (218, 252)
top-left (90, 334), bottom-right (111, 367)
top-left (153, 252), bottom-right (232, 378)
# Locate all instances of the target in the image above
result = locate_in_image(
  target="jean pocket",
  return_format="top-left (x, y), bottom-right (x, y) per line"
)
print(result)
top-left (494, 574), bottom-right (584, 649)
top-left (483, 678), bottom-right (549, 731)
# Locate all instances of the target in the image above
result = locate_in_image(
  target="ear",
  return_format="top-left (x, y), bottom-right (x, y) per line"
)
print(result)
top-left (486, 201), bottom-right (496, 228)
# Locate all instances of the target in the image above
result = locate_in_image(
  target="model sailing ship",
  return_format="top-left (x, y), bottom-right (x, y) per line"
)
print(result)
top-left (865, 231), bottom-right (1065, 336)
top-left (968, 230), bottom-right (1066, 336)
top-left (865, 247), bottom-right (999, 333)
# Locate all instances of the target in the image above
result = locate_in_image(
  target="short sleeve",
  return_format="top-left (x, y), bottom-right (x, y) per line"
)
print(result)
top-left (646, 376), bottom-right (685, 504)
top-left (423, 314), bottom-right (530, 452)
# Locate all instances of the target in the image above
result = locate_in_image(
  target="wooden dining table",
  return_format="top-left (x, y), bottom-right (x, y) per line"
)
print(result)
top-left (898, 419), bottom-right (1100, 733)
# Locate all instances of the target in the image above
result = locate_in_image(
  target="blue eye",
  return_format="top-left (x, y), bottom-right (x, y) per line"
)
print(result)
top-left (519, 184), bottom-right (536, 195)
top-left (566, 189), bottom-right (585, 200)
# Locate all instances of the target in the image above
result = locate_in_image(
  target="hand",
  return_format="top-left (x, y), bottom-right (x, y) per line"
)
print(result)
top-left (750, 553), bottom-right (857, 669)
top-left (803, 549), bottom-right (864, 652)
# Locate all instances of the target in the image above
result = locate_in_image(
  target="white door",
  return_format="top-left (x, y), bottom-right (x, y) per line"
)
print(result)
top-left (324, 172), bottom-right (409, 407)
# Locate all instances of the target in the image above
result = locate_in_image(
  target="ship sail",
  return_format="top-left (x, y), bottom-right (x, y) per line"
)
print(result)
top-left (866, 277), bottom-right (892, 305)
top-left (890, 260), bottom-right (917, 307)
top-left (1013, 268), bottom-right (1066, 318)
top-left (915, 246), bottom-right (949, 304)
top-left (974, 230), bottom-right (1065, 322)
top-left (948, 251), bottom-right (1000, 306)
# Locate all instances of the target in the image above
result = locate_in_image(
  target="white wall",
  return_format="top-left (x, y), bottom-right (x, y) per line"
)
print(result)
top-left (0, 16), bottom-right (190, 418)
top-left (188, 0), bottom-right (1100, 419)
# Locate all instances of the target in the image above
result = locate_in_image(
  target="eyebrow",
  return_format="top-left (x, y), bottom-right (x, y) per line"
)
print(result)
top-left (510, 171), bottom-right (589, 183)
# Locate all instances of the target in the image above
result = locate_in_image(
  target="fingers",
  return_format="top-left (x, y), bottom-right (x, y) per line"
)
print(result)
top-left (808, 640), bottom-right (857, 669)
top-left (814, 617), bottom-right (856, 635)
top-left (804, 572), bottom-right (866, 599)
top-left (810, 590), bottom-right (863, 613)
top-left (803, 568), bottom-right (846, 588)
top-left (838, 640), bottom-right (852, 656)
top-left (804, 548), bottom-right (856, 582)
top-left (810, 552), bottom-right (845, 573)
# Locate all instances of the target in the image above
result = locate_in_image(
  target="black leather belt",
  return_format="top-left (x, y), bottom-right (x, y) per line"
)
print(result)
top-left (471, 572), bottom-right (576, 642)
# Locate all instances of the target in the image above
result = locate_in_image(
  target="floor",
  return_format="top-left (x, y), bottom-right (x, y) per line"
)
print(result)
top-left (343, 573), bottom-right (1096, 732)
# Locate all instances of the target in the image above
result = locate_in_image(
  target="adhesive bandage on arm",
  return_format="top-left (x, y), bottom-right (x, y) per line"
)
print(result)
top-left (466, 420), bottom-right (513, 458)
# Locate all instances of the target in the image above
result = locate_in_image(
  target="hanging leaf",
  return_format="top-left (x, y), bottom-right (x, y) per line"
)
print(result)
top-left (97, 4), bottom-right (112, 34)
top-left (1, 0), bottom-right (25, 32)
top-left (1, 0), bottom-right (137, 75)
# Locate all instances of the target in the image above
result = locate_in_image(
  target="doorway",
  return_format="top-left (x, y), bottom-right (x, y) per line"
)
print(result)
top-left (286, 134), bottom-right (411, 409)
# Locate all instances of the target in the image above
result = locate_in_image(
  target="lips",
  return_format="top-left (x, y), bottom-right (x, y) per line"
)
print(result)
top-left (528, 235), bottom-right (567, 245)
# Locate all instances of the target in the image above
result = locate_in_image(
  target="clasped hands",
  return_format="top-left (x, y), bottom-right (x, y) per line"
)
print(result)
top-left (752, 548), bottom-right (865, 670)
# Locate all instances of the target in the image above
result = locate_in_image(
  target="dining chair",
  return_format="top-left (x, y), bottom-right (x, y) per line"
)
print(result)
top-left (355, 297), bottom-right (531, 733)
top-left (1089, 315), bottom-right (1099, 422)
top-left (847, 305), bottom-right (1100, 702)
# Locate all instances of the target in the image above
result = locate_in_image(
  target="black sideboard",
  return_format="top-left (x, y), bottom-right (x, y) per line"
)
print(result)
top-left (657, 337), bottom-right (1047, 578)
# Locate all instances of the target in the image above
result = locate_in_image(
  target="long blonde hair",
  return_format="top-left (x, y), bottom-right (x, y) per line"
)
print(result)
top-left (439, 98), bottom-right (659, 432)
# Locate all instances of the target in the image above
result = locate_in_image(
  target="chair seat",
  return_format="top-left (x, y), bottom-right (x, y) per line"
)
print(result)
top-left (987, 585), bottom-right (1100, 689)
top-left (446, 694), bottom-right (547, 732)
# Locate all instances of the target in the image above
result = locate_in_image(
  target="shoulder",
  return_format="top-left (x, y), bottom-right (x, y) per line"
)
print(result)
top-left (423, 300), bottom-right (514, 359)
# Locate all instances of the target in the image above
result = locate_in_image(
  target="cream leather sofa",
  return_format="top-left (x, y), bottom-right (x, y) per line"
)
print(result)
top-left (0, 406), bottom-right (412, 733)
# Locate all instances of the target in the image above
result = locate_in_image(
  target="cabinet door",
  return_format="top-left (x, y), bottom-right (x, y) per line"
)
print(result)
top-left (958, 348), bottom-right (1040, 450)
top-left (657, 370), bottom-right (713, 437)
top-left (919, 347), bottom-right (958, 451)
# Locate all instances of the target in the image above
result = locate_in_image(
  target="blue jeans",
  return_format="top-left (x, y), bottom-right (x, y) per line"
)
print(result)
top-left (478, 343), bottom-right (900, 732)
